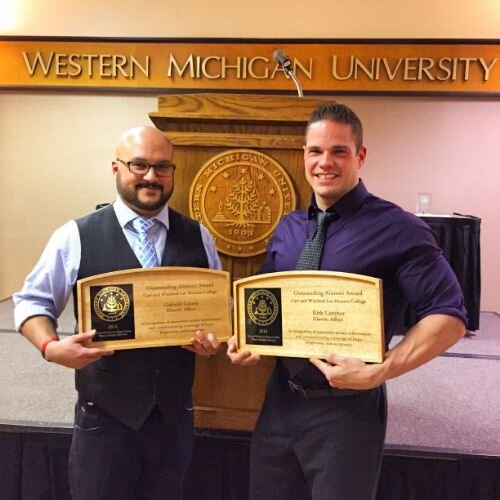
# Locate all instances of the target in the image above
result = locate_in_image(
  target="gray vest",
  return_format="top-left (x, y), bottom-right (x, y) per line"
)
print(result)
top-left (73, 205), bottom-right (209, 430)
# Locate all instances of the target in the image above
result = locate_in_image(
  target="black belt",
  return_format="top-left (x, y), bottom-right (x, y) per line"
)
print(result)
top-left (287, 380), bottom-right (363, 400)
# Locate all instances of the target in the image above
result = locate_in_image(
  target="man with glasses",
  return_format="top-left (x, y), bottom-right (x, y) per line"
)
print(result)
top-left (14, 126), bottom-right (222, 500)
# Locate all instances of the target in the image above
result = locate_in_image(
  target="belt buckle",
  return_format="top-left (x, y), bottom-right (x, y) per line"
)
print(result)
top-left (288, 380), bottom-right (309, 400)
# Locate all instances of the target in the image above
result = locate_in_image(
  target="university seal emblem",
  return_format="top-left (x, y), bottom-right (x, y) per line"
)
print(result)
top-left (247, 289), bottom-right (280, 327)
top-left (189, 149), bottom-right (296, 257)
top-left (93, 286), bottom-right (130, 322)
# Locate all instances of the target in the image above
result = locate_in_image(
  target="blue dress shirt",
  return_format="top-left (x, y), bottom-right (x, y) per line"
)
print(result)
top-left (13, 197), bottom-right (222, 330)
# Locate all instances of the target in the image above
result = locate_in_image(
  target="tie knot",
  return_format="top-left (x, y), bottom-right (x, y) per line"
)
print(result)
top-left (131, 216), bottom-right (155, 234)
top-left (317, 211), bottom-right (335, 227)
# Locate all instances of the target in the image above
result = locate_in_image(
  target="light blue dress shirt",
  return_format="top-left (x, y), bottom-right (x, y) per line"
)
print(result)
top-left (13, 197), bottom-right (222, 330)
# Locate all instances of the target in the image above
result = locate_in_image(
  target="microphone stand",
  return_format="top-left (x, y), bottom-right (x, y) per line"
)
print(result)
top-left (273, 49), bottom-right (304, 98)
top-left (285, 68), bottom-right (304, 98)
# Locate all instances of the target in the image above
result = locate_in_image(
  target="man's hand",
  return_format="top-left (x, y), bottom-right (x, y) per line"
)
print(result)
top-left (226, 336), bottom-right (261, 366)
top-left (182, 330), bottom-right (220, 356)
top-left (44, 330), bottom-right (114, 369)
top-left (310, 353), bottom-right (383, 390)
top-left (311, 315), bottom-right (466, 390)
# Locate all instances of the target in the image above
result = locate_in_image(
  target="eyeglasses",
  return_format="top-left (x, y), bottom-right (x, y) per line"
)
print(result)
top-left (116, 158), bottom-right (176, 177)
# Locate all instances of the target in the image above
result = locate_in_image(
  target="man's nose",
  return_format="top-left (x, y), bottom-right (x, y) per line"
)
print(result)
top-left (143, 165), bottom-right (160, 181)
top-left (317, 151), bottom-right (333, 167)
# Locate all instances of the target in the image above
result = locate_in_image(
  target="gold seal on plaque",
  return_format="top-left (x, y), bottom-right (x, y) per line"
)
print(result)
top-left (247, 289), bottom-right (279, 326)
top-left (93, 286), bottom-right (130, 322)
top-left (189, 149), bottom-right (296, 257)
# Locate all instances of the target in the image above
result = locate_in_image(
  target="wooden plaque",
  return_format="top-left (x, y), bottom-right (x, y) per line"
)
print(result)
top-left (234, 271), bottom-right (385, 363)
top-left (77, 267), bottom-right (232, 350)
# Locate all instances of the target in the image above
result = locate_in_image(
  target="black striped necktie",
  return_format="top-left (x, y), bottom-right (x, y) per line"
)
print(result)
top-left (295, 212), bottom-right (334, 270)
top-left (280, 211), bottom-right (336, 381)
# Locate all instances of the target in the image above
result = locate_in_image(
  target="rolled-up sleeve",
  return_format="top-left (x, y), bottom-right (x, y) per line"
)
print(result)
top-left (13, 220), bottom-right (81, 331)
top-left (394, 222), bottom-right (468, 325)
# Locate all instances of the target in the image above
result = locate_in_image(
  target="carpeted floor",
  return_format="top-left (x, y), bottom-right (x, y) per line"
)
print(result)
top-left (1, 297), bottom-right (499, 456)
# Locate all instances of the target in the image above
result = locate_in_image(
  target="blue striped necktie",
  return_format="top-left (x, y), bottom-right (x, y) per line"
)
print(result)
top-left (131, 216), bottom-right (159, 268)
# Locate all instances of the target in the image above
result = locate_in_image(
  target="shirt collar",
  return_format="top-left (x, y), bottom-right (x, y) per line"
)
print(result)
top-left (113, 196), bottom-right (170, 229)
top-left (307, 179), bottom-right (369, 220)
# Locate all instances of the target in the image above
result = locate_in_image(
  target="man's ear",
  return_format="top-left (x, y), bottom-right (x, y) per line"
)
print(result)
top-left (357, 146), bottom-right (367, 168)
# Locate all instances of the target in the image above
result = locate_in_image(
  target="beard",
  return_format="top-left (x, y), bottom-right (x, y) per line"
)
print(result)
top-left (116, 172), bottom-right (173, 214)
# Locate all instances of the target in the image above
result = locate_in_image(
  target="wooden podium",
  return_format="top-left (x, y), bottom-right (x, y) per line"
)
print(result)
top-left (149, 93), bottom-right (329, 430)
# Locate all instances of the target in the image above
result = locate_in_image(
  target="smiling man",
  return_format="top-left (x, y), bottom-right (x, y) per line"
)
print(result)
top-left (14, 126), bottom-right (222, 500)
top-left (114, 127), bottom-right (176, 215)
top-left (227, 103), bottom-right (467, 500)
top-left (303, 111), bottom-right (366, 211)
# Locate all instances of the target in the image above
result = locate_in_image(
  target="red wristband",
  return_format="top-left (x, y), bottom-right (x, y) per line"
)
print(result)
top-left (41, 336), bottom-right (59, 362)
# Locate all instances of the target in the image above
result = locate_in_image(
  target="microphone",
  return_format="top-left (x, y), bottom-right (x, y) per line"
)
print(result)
top-left (272, 48), bottom-right (303, 97)
top-left (273, 49), bottom-right (293, 74)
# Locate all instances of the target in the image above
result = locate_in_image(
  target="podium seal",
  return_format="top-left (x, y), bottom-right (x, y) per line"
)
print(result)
top-left (189, 149), bottom-right (296, 257)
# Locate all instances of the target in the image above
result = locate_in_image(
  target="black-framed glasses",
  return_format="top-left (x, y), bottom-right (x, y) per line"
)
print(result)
top-left (116, 158), bottom-right (176, 177)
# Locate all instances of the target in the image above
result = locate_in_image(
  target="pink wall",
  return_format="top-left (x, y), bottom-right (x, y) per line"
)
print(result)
top-left (337, 96), bottom-right (500, 312)
top-left (1, 94), bottom-right (498, 313)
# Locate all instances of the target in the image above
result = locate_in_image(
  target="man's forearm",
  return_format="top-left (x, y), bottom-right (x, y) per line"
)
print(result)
top-left (380, 314), bottom-right (466, 382)
top-left (20, 315), bottom-right (58, 351)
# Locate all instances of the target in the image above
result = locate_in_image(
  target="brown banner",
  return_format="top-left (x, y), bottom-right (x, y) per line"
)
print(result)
top-left (1, 38), bottom-right (499, 94)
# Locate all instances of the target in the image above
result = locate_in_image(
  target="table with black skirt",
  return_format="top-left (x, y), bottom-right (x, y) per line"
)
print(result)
top-left (412, 214), bottom-right (481, 331)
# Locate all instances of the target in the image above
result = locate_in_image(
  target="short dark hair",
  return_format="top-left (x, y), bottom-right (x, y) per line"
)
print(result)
top-left (306, 102), bottom-right (364, 152)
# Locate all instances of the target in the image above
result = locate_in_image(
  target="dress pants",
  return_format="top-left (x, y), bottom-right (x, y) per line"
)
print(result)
top-left (250, 370), bottom-right (387, 500)
top-left (69, 398), bottom-right (194, 500)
